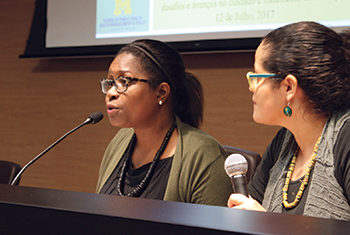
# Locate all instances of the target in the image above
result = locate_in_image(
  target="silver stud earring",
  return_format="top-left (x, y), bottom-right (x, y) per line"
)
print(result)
top-left (158, 100), bottom-right (163, 106)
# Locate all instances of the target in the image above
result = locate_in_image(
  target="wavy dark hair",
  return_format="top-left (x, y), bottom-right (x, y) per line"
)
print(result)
top-left (117, 39), bottom-right (203, 128)
top-left (261, 21), bottom-right (350, 118)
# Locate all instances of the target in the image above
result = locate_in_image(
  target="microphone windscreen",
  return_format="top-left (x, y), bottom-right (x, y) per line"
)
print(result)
top-left (89, 111), bottom-right (104, 124)
top-left (224, 154), bottom-right (248, 177)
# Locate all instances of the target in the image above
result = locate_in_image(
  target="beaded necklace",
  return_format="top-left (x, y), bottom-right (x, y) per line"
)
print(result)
top-left (282, 136), bottom-right (321, 209)
top-left (117, 121), bottom-right (177, 197)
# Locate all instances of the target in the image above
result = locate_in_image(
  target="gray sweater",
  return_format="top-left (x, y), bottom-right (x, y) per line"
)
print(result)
top-left (251, 110), bottom-right (350, 220)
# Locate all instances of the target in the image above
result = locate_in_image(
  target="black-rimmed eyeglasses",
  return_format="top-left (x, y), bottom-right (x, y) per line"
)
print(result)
top-left (100, 76), bottom-right (151, 94)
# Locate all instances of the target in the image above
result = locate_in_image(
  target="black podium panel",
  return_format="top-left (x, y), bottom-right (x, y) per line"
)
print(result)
top-left (1, 184), bottom-right (350, 234)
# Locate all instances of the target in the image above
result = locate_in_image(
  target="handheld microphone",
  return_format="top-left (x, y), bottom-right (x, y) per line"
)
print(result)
top-left (224, 153), bottom-right (249, 197)
top-left (10, 111), bottom-right (104, 185)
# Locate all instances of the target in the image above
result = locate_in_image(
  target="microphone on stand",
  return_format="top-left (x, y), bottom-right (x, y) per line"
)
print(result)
top-left (224, 153), bottom-right (249, 197)
top-left (11, 111), bottom-right (104, 185)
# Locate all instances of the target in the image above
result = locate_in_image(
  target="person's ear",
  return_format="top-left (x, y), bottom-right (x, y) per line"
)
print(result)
top-left (282, 74), bottom-right (298, 101)
top-left (157, 82), bottom-right (171, 105)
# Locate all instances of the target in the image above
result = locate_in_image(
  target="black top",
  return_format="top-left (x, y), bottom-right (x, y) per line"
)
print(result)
top-left (248, 119), bottom-right (350, 213)
top-left (99, 153), bottom-right (173, 200)
top-left (282, 173), bottom-right (313, 215)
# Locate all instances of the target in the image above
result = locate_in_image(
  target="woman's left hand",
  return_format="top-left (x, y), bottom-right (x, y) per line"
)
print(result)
top-left (227, 193), bottom-right (266, 212)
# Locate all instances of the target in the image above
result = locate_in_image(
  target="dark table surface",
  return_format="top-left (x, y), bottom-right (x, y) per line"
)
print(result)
top-left (1, 184), bottom-right (350, 234)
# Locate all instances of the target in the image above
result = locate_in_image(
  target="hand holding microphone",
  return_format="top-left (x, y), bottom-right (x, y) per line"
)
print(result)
top-left (11, 111), bottom-right (103, 185)
top-left (224, 153), bottom-right (249, 197)
top-left (225, 154), bottom-right (266, 211)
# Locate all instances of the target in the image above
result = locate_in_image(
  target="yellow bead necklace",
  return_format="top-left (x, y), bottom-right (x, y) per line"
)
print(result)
top-left (282, 136), bottom-right (321, 209)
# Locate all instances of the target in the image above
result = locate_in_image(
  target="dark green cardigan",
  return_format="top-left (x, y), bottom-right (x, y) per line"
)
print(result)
top-left (96, 116), bottom-right (232, 206)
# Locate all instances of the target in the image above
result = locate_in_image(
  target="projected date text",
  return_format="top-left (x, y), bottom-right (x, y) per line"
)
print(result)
top-left (216, 10), bottom-right (275, 22)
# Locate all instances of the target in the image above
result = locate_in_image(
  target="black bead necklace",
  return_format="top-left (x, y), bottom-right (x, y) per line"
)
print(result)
top-left (117, 121), bottom-right (177, 197)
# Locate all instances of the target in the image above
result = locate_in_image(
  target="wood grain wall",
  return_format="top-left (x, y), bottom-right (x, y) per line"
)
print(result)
top-left (0, 0), bottom-right (280, 193)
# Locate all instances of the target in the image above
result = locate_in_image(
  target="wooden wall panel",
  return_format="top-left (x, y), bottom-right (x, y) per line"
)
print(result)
top-left (0, 0), bottom-right (279, 193)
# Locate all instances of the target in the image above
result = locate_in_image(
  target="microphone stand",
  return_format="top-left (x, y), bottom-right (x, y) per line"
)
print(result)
top-left (11, 114), bottom-right (101, 186)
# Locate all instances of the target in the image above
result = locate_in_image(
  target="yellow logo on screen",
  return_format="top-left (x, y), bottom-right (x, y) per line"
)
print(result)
top-left (114, 0), bottom-right (132, 15)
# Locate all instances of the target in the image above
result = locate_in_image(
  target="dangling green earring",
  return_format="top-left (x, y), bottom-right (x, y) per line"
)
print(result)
top-left (283, 102), bottom-right (292, 117)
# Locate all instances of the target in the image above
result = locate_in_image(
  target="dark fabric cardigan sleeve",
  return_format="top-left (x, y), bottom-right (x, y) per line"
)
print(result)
top-left (247, 128), bottom-right (287, 204)
top-left (333, 119), bottom-right (350, 204)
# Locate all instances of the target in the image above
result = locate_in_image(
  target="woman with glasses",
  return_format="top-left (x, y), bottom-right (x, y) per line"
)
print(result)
top-left (96, 39), bottom-right (232, 206)
top-left (228, 21), bottom-right (350, 220)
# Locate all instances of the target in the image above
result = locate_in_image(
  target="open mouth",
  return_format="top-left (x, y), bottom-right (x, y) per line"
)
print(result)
top-left (107, 104), bottom-right (119, 113)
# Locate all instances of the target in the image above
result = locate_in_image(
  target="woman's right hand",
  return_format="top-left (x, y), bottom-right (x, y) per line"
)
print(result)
top-left (227, 193), bottom-right (266, 212)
